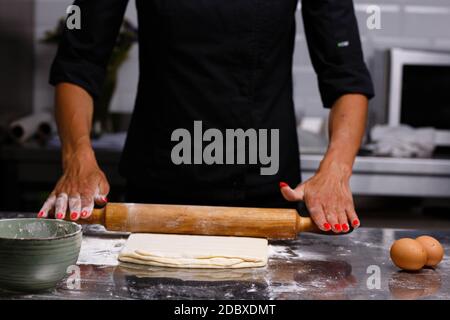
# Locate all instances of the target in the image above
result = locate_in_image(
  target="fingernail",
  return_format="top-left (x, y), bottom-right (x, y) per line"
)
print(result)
top-left (279, 182), bottom-right (289, 188)
top-left (334, 224), bottom-right (342, 232)
top-left (70, 212), bottom-right (78, 220)
top-left (56, 212), bottom-right (64, 219)
top-left (81, 210), bottom-right (88, 218)
top-left (38, 211), bottom-right (45, 218)
top-left (102, 197), bottom-right (108, 202)
top-left (342, 223), bottom-right (349, 232)
top-left (352, 219), bottom-right (360, 227)
top-left (323, 223), bottom-right (331, 231)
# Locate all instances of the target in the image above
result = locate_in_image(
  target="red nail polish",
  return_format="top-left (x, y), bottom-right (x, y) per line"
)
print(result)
top-left (81, 210), bottom-right (88, 218)
top-left (279, 182), bottom-right (289, 188)
top-left (323, 223), bottom-right (331, 231)
top-left (103, 197), bottom-right (108, 202)
top-left (70, 212), bottom-right (78, 220)
top-left (352, 219), bottom-right (360, 227)
top-left (38, 211), bottom-right (45, 218)
top-left (342, 224), bottom-right (349, 232)
top-left (334, 224), bottom-right (342, 231)
top-left (56, 212), bottom-right (63, 219)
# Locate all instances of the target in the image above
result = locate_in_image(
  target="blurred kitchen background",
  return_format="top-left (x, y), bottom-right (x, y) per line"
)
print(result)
top-left (1, 0), bottom-right (450, 229)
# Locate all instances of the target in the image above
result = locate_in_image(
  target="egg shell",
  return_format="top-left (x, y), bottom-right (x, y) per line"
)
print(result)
top-left (390, 238), bottom-right (427, 271)
top-left (416, 235), bottom-right (444, 267)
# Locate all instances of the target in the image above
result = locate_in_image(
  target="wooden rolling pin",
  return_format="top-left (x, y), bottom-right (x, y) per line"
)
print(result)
top-left (74, 202), bottom-right (343, 240)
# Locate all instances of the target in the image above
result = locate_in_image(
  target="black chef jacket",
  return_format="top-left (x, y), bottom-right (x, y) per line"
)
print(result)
top-left (50, 0), bottom-right (374, 208)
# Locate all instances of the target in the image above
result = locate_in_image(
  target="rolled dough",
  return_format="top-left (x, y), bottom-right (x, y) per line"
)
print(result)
top-left (118, 233), bottom-right (268, 269)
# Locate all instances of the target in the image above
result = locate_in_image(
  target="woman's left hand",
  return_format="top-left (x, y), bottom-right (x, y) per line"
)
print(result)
top-left (280, 161), bottom-right (360, 233)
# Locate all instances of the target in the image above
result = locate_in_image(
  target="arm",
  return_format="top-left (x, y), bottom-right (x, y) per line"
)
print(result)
top-left (324, 94), bottom-right (368, 173)
top-left (280, 0), bottom-right (374, 233)
top-left (39, 0), bottom-right (129, 220)
top-left (281, 94), bottom-right (367, 233)
top-left (56, 83), bottom-right (94, 168)
top-left (37, 83), bottom-right (109, 221)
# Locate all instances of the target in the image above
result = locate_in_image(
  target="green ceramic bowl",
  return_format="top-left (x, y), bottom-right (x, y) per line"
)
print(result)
top-left (0, 218), bottom-right (82, 292)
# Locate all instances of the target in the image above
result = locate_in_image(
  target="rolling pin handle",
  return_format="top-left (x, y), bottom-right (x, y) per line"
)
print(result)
top-left (86, 207), bottom-right (106, 225)
top-left (295, 215), bottom-right (354, 235)
top-left (64, 206), bottom-right (106, 226)
top-left (295, 215), bottom-right (320, 234)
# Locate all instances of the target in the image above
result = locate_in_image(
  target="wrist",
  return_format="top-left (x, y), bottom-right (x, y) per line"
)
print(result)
top-left (62, 142), bottom-right (96, 169)
top-left (318, 149), bottom-right (353, 179)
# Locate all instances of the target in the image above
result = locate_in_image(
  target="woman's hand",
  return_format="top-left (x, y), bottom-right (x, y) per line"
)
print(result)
top-left (38, 146), bottom-right (109, 221)
top-left (281, 94), bottom-right (368, 233)
top-left (280, 161), bottom-right (359, 233)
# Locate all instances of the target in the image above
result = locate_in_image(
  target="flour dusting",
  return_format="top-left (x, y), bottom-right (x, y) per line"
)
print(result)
top-left (268, 245), bottom-right (295, 259)
top-left (77, 236), bottom-right (127, 266)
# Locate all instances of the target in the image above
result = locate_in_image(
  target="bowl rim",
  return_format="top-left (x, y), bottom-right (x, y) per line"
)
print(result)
top-left (0, 218), bottom-right (82, 241)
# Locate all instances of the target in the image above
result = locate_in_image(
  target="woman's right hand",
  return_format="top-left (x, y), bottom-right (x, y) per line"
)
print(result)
top-left (38, 146), bottom-right (110, 221)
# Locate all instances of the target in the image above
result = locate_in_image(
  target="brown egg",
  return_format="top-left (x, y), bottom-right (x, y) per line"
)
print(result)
top-left (416, 235), bottom-right (445, 267)
top-left (390, 238), bottom-right (427, 271)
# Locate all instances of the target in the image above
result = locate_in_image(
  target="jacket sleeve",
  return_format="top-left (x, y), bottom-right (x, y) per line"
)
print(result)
top-left (49, 0), bottom-right (129, 99)
top-left (301, 0), bottom-right (374, 108)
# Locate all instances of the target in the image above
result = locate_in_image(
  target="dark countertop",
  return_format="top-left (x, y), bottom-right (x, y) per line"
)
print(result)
top-left (0, 212), bottom-right (449, 300)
